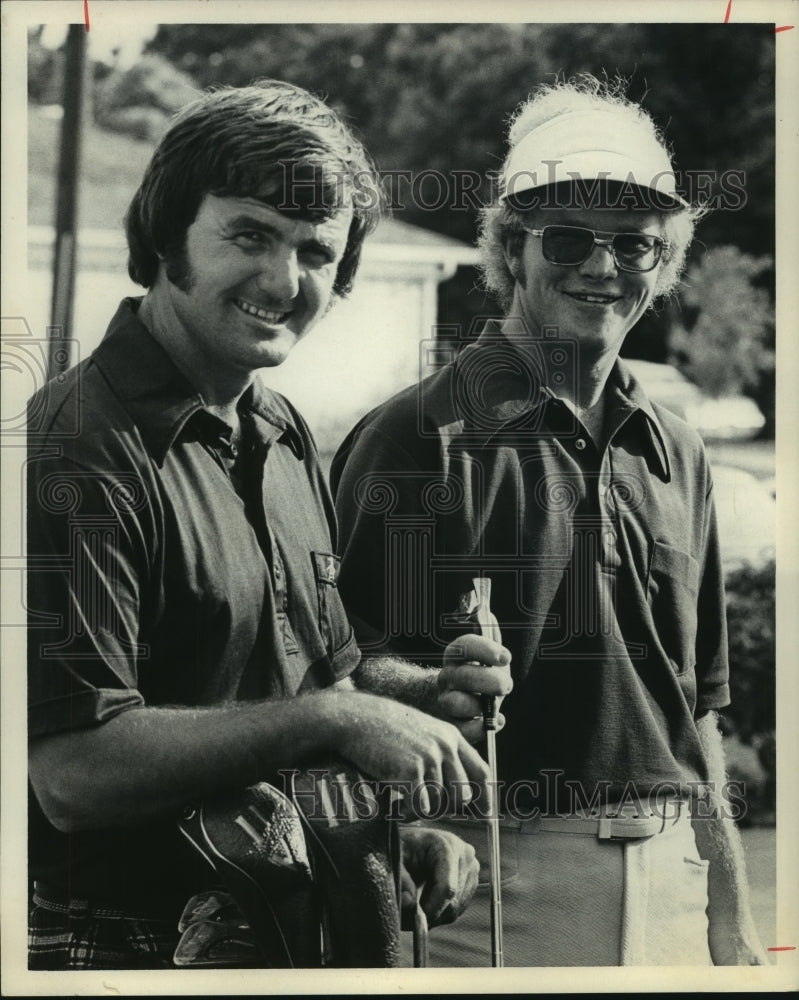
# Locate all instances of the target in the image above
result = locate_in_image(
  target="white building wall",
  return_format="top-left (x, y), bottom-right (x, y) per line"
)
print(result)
top-left (24, 226), bottom-right (477, 458)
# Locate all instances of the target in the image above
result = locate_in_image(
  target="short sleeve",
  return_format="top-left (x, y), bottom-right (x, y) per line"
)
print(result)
top-left (694, 474), bottom-right (731, 715)
top-left (27, 449), bottom-right (149, 737)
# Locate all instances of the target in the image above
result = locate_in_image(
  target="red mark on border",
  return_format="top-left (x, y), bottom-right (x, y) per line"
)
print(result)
top-left (725, 1), bottom-right (793, 33)
top-left (767, 946), bottom-right (797, 951)
top-left (84, 0), bottom-right (90, 31)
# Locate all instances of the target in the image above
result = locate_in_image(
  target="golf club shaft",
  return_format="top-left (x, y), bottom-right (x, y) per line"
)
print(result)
top-left (473, 575), bottom-right (504, 969)
top-left (484, 705), bottom-right (503, 967)
top-left (413, 894), bottom-right (429, 968)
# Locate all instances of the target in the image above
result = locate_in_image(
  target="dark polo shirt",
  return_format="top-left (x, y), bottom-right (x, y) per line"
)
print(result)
top-left (332, 320), bottom-right (730, 813)
top-left (27, 298), bottom-right (359, 908)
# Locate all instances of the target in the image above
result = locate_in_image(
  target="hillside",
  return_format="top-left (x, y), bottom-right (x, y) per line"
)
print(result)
top-left (28, 104), bottom-right (156, 229)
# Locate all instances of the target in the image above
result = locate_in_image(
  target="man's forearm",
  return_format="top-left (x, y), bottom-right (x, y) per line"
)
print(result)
top-left (29, 695), bottom-right (353, 832)
top-left (353, 657), bottom-right (440, 713)
top-left (691, 711), bottom-right (768, 965)
top-left (354, 639), bottom-right (512, 745)
top-left (30, 685), bottom-right (490, 834)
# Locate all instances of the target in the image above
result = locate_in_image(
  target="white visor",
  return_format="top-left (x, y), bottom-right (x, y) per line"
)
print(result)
top-left (501, 109), bottom-right (687, 209)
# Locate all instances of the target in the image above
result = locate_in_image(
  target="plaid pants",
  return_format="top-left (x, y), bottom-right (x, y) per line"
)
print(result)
top-left (28, 883), bottom-right (180, 970)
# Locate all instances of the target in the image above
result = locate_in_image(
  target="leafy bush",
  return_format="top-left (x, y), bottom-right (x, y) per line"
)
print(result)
top-left (721, 559), bottom-right (776, 824)
top-left (723, 559), bottom-right (776, 741)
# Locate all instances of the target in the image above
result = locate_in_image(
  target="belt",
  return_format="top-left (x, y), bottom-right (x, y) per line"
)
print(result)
top-left (440, 797), bottom-right (689, 842)
top-left (510, 798), bottom-right (690, 840)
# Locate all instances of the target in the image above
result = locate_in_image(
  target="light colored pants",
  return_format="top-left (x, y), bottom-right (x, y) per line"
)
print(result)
top-left (407, 808), bottom-right (712, 967)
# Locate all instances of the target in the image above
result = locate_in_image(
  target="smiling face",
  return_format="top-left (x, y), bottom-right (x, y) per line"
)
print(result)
top-left (150, 194), bottom-right (353, 386)
top-left (504, 206), bottom-right (665, 359)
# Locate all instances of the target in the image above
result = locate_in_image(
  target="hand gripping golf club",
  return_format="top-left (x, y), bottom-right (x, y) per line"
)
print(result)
top-left (472, 575), bottom-right (504, 968)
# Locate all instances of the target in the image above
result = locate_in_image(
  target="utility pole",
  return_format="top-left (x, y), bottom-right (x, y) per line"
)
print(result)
top-left (49, 23), bottom-right (89, 379)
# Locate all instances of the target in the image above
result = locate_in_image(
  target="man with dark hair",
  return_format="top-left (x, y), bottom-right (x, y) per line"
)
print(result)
top-left (123, 82), bottom-right (376, 297)
top-left (26, 81), bottom-right (506, 970)
top-left (332, 77), bottom-right (767, 966)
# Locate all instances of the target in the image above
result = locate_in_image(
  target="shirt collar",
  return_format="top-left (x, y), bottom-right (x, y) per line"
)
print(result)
top-left (605, 358), bottom-right (672, 481)
top-left (461, 318), bottom-right (671, 480)
top-left (93, 298), bottom-right (305, 464)
top-left (453, 318), bottom-right (550, 429)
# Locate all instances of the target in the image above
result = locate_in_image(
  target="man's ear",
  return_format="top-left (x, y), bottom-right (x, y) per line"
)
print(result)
top-left (502, 229), bottom-right (525, 282)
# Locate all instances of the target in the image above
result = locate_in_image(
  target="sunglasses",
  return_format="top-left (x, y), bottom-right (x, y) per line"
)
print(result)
top-left (523, 225), bottom-right (670, 273)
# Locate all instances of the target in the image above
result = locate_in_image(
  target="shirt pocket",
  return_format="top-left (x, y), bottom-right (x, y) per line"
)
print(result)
top-left (646, 541), bottom-right (701, 674)
top-left (312, 552), bottom-right (354, 657)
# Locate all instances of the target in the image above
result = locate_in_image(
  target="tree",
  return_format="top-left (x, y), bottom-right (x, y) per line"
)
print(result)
top-left (93, 53), bottom-right (198, 141)
top-left (141, 22), bottom-right (776, 427)
top-left (144, 22), bottom-right (775, 257)
top-left (668, 245), bottom-right (774, 402)
top-left (28, 25), bottom-right (64, 104)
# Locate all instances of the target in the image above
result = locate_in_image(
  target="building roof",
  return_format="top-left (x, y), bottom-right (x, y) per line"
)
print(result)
top-left (28, 218), bottom-right (480, 271)
top-left (372, 216), bottom-right (475, 249)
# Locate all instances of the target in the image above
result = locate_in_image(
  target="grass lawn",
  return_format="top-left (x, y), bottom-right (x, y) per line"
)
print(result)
top-left (28, 104), bottom-right (156, 229)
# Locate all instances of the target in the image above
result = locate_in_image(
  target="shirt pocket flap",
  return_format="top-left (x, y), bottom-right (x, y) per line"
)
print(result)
top-left (312, 552), bottom-right (341, 587)
top-left (648, 541), bottom-right (700, 597)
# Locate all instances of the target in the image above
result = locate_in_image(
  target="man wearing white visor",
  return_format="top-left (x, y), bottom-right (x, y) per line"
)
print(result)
top-left (331, 77), bottom-right (768, 966)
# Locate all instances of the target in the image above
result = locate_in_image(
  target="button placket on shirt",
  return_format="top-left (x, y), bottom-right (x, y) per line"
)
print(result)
top-left (570, 426), bottom-right (620, 572)
top-left (599, 454), bottom-right (622, 571)
top-left (246, 418), bottom-right (300, 656)
top-left (551, 427), bottom-right (606, 648)
top-left (271, 535), bottom-right (288, 609)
